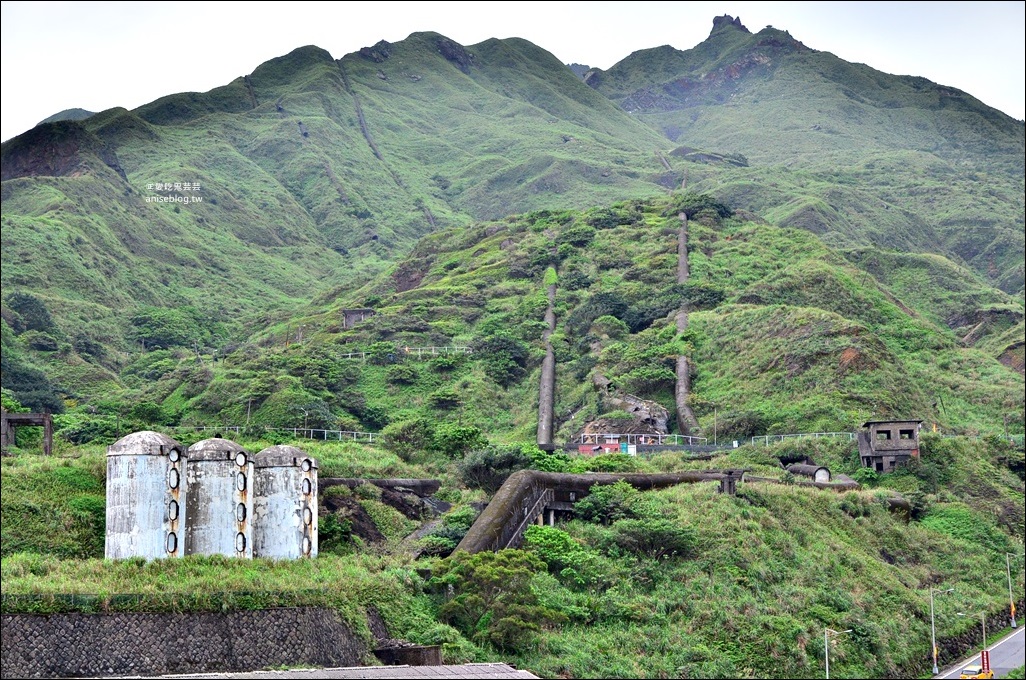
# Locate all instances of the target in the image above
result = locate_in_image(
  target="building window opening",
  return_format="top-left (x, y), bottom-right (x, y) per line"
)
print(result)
top-left (899, 429), bottom-right (914, 439)
top-left (876, 430), bottom-right (892, 440)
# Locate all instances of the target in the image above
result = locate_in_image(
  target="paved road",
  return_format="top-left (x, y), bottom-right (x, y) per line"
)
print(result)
top-left (936, 626), bottom-right (1026, 679)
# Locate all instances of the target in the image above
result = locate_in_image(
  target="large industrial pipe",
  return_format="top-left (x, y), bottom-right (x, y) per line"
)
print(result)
top-left (455, 469), bottom-right (732, 554)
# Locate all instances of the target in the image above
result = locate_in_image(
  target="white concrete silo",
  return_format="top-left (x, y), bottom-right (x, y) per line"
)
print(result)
top-left (185, 437), bottom-right (254, 558)
top-left (105, 431), bottom-right (187, 559)
top-left (252, 445), bottom-right (318, 559)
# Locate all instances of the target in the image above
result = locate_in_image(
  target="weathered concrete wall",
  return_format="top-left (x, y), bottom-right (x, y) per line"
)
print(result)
top-left (253, 446), bottom-right (318, 559)
top-left (185, 438), bottom-right (254, 558)
top-left (320, 478), bottom-right (442, 497)
top-left (105, 431), bottom-right (187, 560)
top-left (0, 608), bottom-right (366, 679)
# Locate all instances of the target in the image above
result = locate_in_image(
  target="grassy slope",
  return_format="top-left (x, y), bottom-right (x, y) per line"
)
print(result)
top-left (591, 22), bottom-right (1026, 295)
top-left (89, 193), bottom-right (1022, 451)
top-left (2, 25), bottom-right (1023, 415)
top-left (1, 432), bottom-right (1022, 679)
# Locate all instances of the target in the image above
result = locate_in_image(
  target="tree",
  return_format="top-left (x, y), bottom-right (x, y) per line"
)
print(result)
top-left (431, 549), bottom-right (565, 651)
top-left (457, 444), bottom-right (533, 493)
top-left (0, 321), bottom-right (64, 413)
top-left (430, 424), bottom-right (487, 458)
top-left (5, 292), bottom-right (56, 333)
top-left (130, 307), bottom-right (195, 349)
top-left (381, 418), bottom-right (434, 460)
top-left (472, 333), bottom-right (530, 388)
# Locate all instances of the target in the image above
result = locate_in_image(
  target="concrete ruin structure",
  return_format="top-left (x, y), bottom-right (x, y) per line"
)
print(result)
top-left (786, 463), bottom-right (831, 483)
top-left (857, 419), bottom-right (922, 472)
top-left (105, 431), bottom-right (188, 559)
top-left (252, 445), bottom-right (319, 559)
top-left (1, 408), bottom-right (53, 456)
top-left (185, 438), bottom-right (254, 558)
top-left (341, 308), bottom-right (376, 329)
top-left (105, 432), bottom-right (317, 560)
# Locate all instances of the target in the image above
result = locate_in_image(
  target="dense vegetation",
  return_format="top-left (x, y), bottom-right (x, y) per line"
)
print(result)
top-left (1, 13), bottom-right (1024, 680)
top-left (4, 192), bottom-right (1018, 448)
top-left (2, 17), bottom-right (1022, 418)
top-left (2, 430), bottom-right (1023, 678)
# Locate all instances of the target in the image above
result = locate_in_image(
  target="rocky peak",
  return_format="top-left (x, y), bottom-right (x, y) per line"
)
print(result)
top-left (712, 14), bottom-right (750, 34)
top-left (359, 40), bottom-right (392, 63)
top-left (1, 121), bottom-right (127, 182)
top-left (436, 37), bottom-right (475, 73)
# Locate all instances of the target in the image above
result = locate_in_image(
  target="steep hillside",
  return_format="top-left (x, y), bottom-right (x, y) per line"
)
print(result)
top-left (2, 17), bottom-right (1023, 420)
top-left (586, 15), bottom-right (1026, 295)
top-left (49, 192), bottom-right (1018, 448)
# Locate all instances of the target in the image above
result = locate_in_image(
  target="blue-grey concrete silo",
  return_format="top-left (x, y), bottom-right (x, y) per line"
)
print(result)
top-left (252, 445), bottom-right (318, 559)
top-left (185, 437), bottom-right (254, 558)
top-left (105, 431), bottom-right (187, 559)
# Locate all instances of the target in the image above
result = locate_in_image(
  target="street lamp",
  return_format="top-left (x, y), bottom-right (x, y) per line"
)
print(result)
top-left (930, 587), bottom-right (954, 674)
top-left (1008, 552), bottom-right (1025, 628)
top-left (957, 611), bottom-right (985, 650)
top-left (824, 628), bottom-right (852, 679)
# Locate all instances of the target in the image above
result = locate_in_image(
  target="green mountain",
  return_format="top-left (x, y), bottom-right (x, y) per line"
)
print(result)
top-left (36, 108), bottom-right (96, 126)
top-left (0, 15), bottom-right (1023, 441)
top-left (583, 15), bottom-right (1024, 295)
top-left (1, 18), bottom-right (1024, 679)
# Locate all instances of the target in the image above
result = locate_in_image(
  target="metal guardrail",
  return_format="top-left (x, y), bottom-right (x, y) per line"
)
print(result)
top-left (124, 426), bottom-right (1026, 451)
top-left (502, 488), bottom-right (554, 551)
top-left (750, 432), bottom-right (857, 446)
top-left (168, 426), bottom-right (379, 443)
top-left (573, 433), bottom-right (709, 447)
top-left (750, 431), bottom-right (1024, 447)
top-left (338, 346), bottom-right (472, 361)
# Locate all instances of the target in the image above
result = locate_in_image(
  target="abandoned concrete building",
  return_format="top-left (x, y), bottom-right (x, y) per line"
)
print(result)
top-left (0, 408), bottom-right (53, 456)
top-left (341, 308), bottom-right (376, 329)
top-left (857, 419), bottom-right (922, 472)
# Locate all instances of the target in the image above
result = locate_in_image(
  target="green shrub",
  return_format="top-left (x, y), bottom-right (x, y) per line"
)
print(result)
top-left (385, 364), bottom-right (419, 385)
top-left (431, 549), bottom-right (566, 651)
top-left (318, 514), bottom-right (354, 555)
top-left (381, 418), bottom-right (434, 460)
top-left (574, 480), bottom-right (641, 524)
top-left (457, 445), bottom-right (532, 493)
top-left (430, 424), bottom-right (487, 458)
top-left (572, 453), bottom-right (640, 473)
top-left (428, 387), bottom-right (463, 410)
top-left (523, 525), bottom-right (601, 587)
top-left (472, 333), bottom-right (530, 387)
top-left (607, 518), bottom-right (697, 559)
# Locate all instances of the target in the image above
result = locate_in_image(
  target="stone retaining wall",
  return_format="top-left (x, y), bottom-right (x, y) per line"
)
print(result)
top-left (1, 607), bottom-right (366, 678)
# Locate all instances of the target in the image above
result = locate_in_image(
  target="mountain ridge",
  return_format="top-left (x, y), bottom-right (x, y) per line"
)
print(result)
top-left (1, 16), bottom-right (1023, 433)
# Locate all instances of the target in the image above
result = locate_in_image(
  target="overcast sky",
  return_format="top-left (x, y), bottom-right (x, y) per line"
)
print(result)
top-left (2, 1), bottom-right (1023, 143)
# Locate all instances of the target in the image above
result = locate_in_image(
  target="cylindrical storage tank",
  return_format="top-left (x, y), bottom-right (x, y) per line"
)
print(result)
top-left (252, 445), bottom-right (318, 559)
top-left (185, 437), bottom-right (254, 558)
top-left (105, 431), bottom-right (187, 560)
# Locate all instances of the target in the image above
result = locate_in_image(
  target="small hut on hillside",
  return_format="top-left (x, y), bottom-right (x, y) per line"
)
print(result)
top-left (573, 416), bottom-right (664, 455)
top-left (857, 420), bottom-right (922, 472)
